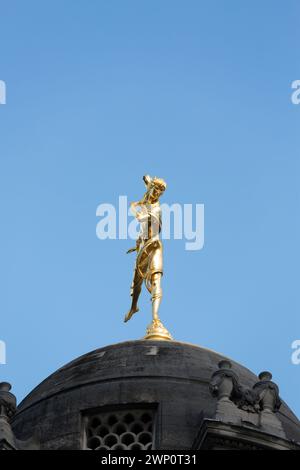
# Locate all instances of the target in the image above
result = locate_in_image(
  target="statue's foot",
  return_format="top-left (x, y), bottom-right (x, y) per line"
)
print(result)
top-left (124, 307), bottom-right (139, 323)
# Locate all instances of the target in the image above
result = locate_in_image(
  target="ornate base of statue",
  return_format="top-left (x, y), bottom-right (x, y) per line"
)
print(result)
top-left (144, 318), bottom-right (173, 341)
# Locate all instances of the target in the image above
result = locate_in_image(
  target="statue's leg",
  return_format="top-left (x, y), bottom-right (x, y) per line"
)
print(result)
top-left (130, 269), bottom-right (143, 312)
top-left (151, 272), bottom-right (162, 322)
top-left (124, 269), bottom-right (143, 323)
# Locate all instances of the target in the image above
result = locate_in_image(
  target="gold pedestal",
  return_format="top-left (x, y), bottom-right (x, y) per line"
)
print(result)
top-left (144, 318), bottom-right (173, 341)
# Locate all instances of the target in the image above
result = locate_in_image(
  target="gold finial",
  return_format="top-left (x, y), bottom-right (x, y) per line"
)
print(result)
top-left (124, 175), bottom-right (173, 341)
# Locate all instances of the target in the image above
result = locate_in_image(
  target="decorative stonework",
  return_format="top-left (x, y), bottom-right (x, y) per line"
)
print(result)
top-left (0, 383), bottom-right (39, 451)
top-left (0, 383), bottom-right (16, 419)
top-left (253, 371), bottom-right (281, 412)
top-left (84, 408), bottom-right (155, 450)
top-left (0, 382), bottom-right (17, 450)
top-left (193, 418), bottom-right (300, 450)
top-left (210, 360), bottom-right (239, 402)
top-left (209, 362), bottom-right (286, 438)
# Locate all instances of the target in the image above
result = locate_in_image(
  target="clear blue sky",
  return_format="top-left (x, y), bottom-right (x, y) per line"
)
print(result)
top-left (0, 1), bottom-right (299, 418)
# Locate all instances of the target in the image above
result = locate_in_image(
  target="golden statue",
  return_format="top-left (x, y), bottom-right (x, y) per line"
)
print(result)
top-left (124, 175), bottom-right (173, 341)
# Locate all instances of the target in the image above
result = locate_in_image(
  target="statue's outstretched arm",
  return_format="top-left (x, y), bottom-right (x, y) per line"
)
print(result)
top-left (126, 236), bottom-right (142, 254)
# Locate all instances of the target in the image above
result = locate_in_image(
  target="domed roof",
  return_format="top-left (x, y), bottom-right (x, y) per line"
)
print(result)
top-left (11, 340), bottom-right (300, 450)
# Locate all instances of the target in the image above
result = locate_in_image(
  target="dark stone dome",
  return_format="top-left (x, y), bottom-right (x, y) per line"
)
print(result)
top-left (11, 340), bottom-right (300, 450)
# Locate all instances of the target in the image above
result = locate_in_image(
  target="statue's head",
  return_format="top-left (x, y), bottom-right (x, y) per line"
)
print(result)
top-left (143, 175), bottom-right (167, 203)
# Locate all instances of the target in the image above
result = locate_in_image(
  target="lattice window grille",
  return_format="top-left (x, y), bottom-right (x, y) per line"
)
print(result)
top-left (84, 408), bottom-right (154, 450)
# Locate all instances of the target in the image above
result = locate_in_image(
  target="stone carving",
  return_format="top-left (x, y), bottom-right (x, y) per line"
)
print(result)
top-left (209, 363), bottom-right (285, 438)
top-left (0, 382), bottom-right (17, 450)
top-left (210, 362), bottom-right (283, 415)
top-left (253, 371), bottom-right (281, 413)
top-left (210, 360), bottom-right (239, 402)
top-left (0, 382), bottom-right (40, 450)
top-left (0, 382), bottom-right (16, 418)
top-left (233, 387), bottom-right (260, 414)
top-left (210, 361), bottom-right (260, 413)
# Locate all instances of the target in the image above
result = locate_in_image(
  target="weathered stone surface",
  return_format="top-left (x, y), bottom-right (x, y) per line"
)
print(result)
top-left (0, 382), bottom-right (39, 450)
top-left (11, 340), bottom-right (300, 450)
top-left (209, 362), bottom-right (288, 439)
top-left (193, 419), bottom-right (300, 450)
